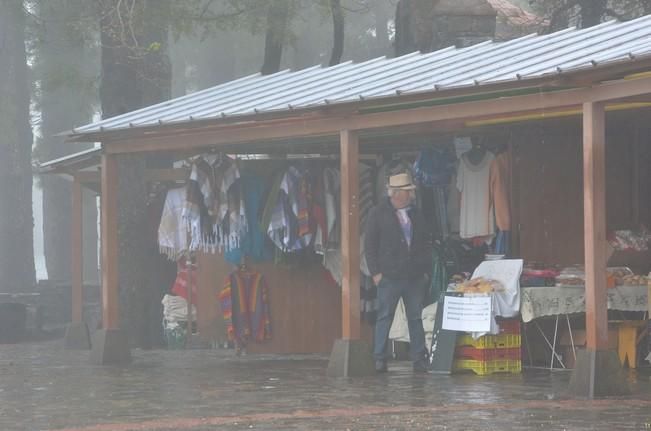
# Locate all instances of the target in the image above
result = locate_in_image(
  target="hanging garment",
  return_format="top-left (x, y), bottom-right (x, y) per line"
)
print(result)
top-left (282, 166), bottom-right (312, 247)
top-left (219, 270), bottom-right (272, 349)
top-left (170, 259), bottom-right (198, 301)
top-left (225, 173), bottom-right (273, 265)
top-left (266, 166), bottom-right (313, 252)
top-left (493, 230), bottom-right (511, 255)
top-left (183, 155), bottom-right (247, 252)
top-left (413, 148), bottom-right (455, 187)
top-left (158, 187), bottom-right (189, 260)
top-left (323, 167), bottom-right (340, 250)
top-left (457, 152), bottom-right (495, 239)
top-left (312, 167), bottom-right (328, 255)
top-left (489, 151), bottom-right (512, 232)
top-left (447, 170), bottom-right (461, 234)
top-left (433, 186), bottom-right (449, 239)
top-left (260, 171), bottom-right (284, 233)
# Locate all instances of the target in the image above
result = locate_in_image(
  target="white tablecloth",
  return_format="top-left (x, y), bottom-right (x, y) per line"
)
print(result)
top-left (520, 285), bottom-right (648, 322)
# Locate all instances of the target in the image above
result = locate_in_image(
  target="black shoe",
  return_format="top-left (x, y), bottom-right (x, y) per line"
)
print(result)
top-left (375, 360), bottom-right (388, 373)
top-left (413, 360), bottom-right (430, 373)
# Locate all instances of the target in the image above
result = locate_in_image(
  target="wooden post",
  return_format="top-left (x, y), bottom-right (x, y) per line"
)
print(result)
top-left (583, 101), bottom-right (609, 351)
top-left (100, 154), bottom-right (119, 330)
top-left (71, 178), bottom-right (83, 324)
top-left (340, 129), bottom-right (360, 340)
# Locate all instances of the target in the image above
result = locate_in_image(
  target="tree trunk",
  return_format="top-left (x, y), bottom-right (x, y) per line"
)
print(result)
top-left (644, 0), bottom-right (651, 14)
top-left (580, 0), bottom-right (606, 28)
top-left (39, 0), bottom-right (95, 284)
top-left (98, 0), bottom-right (174, 348)
top-left (0, 0), bottom-right (36, 293)
top-left (329, 0), bottom-right (345, 66)
top-left (139, 0), bottom-right (174, 349)
top-left (261, 0), bottom-right (290, 75)
top-left (394, 0), bottom-right (438, 56)
top-left (372, 4), bottom-right (391, 58)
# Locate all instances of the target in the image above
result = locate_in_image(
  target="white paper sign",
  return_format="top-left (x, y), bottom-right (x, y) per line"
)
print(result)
top-left (441, 295), bottom-right (492, 332)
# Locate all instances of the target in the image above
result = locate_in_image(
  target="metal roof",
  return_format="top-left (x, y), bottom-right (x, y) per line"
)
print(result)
top-left (38, 147), bottom-right (101, 173)
top-left (71, 16), bottom-right (651, 136)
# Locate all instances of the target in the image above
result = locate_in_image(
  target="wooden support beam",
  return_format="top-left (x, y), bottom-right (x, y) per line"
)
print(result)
top-left (71, 178), bottom-right (83, 324)
top-left (583, 101), bottom-right (609, 351)
top-left (340, 129), bottom-right (361, 340)
top-left (100, 154), bottom-right (119, 330)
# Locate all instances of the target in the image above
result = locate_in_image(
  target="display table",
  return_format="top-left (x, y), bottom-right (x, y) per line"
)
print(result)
top-left (520, 285), bottom-right (648, 369)
top-left (521, 285), bottom-right (648, 323)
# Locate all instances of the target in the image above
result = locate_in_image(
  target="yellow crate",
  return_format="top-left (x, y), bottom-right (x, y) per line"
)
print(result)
top-left (453, 358), bottom-right (522, 376)
top-left (456, 334), bottom-right (521, 349)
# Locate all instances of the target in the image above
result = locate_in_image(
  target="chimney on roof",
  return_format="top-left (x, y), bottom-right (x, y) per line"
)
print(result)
top-left (432, 0), bottom-right (497, 49)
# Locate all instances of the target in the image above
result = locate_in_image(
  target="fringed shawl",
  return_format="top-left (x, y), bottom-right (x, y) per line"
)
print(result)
top-left (183, 155), bottom-right (247, 253)
top-left (158, 187), bottom-right (189, 260)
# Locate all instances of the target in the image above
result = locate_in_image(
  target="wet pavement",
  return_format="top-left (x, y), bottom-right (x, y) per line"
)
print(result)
top-left (1, 340), bottom-right (651, 431)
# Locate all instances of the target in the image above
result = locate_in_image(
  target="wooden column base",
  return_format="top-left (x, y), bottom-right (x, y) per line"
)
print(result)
top-left (568, 348), bottom-right (630, 398)
top-left (326, 339), bottom-right (374, 377)
top-left (89, 329), bottom-right (131, 365)
top-left (64, 322), bottom-right (91, 350)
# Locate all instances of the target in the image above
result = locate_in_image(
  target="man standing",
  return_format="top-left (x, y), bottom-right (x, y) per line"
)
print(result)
top-left (365, 172), bottom-right (432, 373)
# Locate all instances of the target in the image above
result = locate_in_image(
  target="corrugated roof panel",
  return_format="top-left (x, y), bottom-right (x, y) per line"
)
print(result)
top-left (192, 56), bottom-right (395, 118)
top-left (409, 21), bottom-right (621, 89)
top-left (71, 16), bottom-right (651, 136)
top-left (292, 42), bottom-right (498, 106)
top-left (360, 33), bottom-right (557, 95)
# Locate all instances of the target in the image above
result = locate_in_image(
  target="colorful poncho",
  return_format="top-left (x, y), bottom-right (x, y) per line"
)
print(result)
top-left (219, 270), bottom-right (272, 348)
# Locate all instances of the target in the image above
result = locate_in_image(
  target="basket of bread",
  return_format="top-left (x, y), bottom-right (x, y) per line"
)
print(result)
top-left (453, 277), bottom-right (505, 294)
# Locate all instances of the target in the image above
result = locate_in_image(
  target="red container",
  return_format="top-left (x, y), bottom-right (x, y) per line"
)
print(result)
top-left (455, 345), bottom-right (522, 361)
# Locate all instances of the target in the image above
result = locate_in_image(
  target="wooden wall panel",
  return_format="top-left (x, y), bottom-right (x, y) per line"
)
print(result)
top-left (196, 252), bottom-right (373, 354)
top-left (512, 115), bottom-right (643, 266)
top-left (514, 122), bottom-right (584, 265)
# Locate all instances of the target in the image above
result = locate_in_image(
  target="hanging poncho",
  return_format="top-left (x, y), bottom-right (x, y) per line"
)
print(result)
top-left (183, 154), bottom-right (247, 252)
top-left (266, 166), bottom-right (313, 252)
top-left (219, 269), bottom-right (272, 349)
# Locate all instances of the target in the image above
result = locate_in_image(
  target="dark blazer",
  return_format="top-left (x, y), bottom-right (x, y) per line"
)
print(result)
top-left (364, 199), bottom-right (432, 281)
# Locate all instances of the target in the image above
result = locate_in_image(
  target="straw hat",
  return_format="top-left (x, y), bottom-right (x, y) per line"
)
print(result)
top-left (387, 172), bottom-right (416, 190)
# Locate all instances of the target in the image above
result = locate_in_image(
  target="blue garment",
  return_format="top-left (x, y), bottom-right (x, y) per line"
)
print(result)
top-left (225, 174), bottom-right (273, 264)
top-left (373, 276), bottom-right (427, 364)
top-left (413, 148), bottom-right (455, 187)
top-left (493, 230), bottom-right (511, 255)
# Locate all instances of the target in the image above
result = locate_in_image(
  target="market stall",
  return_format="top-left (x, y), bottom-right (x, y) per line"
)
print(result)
top-left (41, 16), bottom-right (651, 396)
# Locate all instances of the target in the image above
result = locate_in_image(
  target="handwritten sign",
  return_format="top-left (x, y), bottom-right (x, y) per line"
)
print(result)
top-left (442, 295), bottom-right (492, 332)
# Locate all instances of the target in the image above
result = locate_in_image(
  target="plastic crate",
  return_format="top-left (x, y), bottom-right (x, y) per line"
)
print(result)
top-left (453, 358), bottom-right (522, 375)
top-left (455, 346), bottom-right (521, 361)
top-left (456, 333), bottom-right (521, 349)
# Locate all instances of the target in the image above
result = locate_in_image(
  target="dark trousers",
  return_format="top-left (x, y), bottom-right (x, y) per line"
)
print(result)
top-left (373, 276), bottom-right (427, 364)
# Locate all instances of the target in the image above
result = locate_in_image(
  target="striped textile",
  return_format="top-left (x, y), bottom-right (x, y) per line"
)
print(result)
top-left (219, 270), bottom-right (272, 349)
